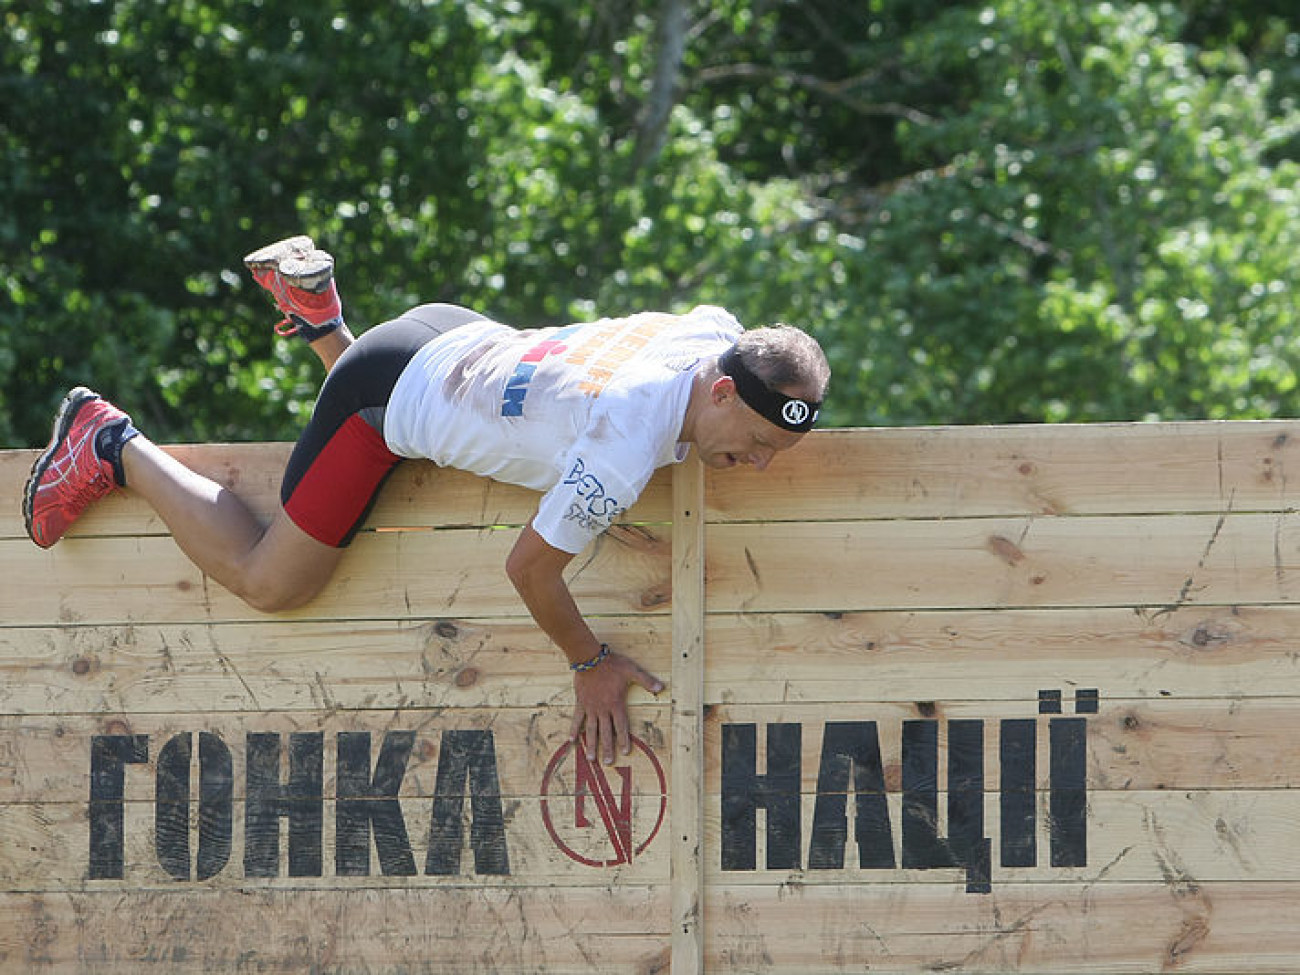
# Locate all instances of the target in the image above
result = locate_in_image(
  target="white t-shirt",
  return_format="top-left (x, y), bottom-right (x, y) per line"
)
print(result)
top-left (384, 305), bottom-right (743, 553)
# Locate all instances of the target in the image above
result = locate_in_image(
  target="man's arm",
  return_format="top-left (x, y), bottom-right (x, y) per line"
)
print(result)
top-left (504, 522), bottom-right (664, 764)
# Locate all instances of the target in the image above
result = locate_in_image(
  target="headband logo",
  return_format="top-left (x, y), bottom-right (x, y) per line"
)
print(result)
top-left (782, 400), bottom-right (812, 427)
top-left (719, 343), bottom-right (820, 433)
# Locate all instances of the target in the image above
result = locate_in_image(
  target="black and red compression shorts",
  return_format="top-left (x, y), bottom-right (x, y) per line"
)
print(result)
top-left (280, 302), bottom-right (486, 547)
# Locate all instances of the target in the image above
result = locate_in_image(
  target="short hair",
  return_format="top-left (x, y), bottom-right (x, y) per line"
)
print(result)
top-left (732, 324), bottom-right (831, 400)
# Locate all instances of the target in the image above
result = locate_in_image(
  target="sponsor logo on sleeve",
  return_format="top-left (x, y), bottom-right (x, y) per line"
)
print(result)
top-left (561, 458), bottom-right (623, 529)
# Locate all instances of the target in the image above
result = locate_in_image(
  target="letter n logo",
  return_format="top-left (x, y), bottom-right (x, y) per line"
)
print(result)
top-left (539, 737), bottom-right (667, 867)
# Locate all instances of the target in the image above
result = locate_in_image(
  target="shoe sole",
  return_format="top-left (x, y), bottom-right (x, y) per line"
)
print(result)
top-left (23, 386), bottom-right (99, 547)
top-left (244, 235), bottom-right (333, 292)
top-left (242, 235), bottom-right (315, 269)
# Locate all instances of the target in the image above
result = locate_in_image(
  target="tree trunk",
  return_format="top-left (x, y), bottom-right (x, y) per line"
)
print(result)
top-left (634, 0), bottom-right (688, 172)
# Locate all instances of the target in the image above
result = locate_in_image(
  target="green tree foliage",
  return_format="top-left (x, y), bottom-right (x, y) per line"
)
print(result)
top-left (2, 1), bottom-right (1296, 444)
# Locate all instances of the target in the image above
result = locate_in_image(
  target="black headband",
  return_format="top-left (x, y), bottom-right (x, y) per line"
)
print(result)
top-left (719, 345), bottom-right (821, 433)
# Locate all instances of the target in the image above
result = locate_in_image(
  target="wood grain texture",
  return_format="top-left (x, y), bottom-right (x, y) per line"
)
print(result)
top-left (703, 513), bottom-right (1300, 612)
top-left (0, 887), bottom-right (670, 974)
top-left (0, 445), bottom-right (670, 540)
top-left (0, 523), bottom-right (672, 626)
top-left (670, 451), bottom-right (706, 974)
top-left (0, 618), bottom-right (670, 716)
top-left (4, 420), bottom-right (1300, 974)
top-left (706, 420), bottom-right (1300, 520)
top-left (703, 881), bottom-right (1300, 973)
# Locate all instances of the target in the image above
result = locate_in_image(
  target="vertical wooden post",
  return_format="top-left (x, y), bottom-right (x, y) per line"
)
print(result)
top-left (670, 449), bottom-right (706, 974)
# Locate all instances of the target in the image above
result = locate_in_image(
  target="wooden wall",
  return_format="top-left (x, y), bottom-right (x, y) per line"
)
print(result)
top-left (2, 422), bottom-right (1300, 973)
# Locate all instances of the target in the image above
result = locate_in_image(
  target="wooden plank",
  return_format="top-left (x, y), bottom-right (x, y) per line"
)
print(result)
top-left (7, 834), bottom-right (1298, 971)
top-left (5, 697), bottom-right (1296, 809)
top-left (707, 421), bottom-right (1300, 521)
top-left (0, 522), bottom-right (672, 626)
top-left (9, 417), bottom-right (1300, 543)
top-left (7, 880), bottom-right (1297, 975)
top-left (700, 788), bottom-right (1300, 885)
top-left (670, 450), bottom-right (706, 974)
top-left (0, 444), bottom-right (291, 541)
top-left (0, 618), bottom-right (671, 716)
top-left (704, 880), bottom-right (1300, 973)
top-left (0, 796), bottom-right (671, 890)
top-left (701, 604), bottom-right (1300, 703)
top-left (5, 603), bottom-right (1298, 718)
top-left (699, 698), bottom-right (1300, 792)
top-left (0, 887), bottom-right (669, 974)
top-left (704, 513), bottom-right (1300, 613)
top-left (0, 444), bottom-right (672, 540)
top-left (4, 788), bottom-right (1298, 892)
top-left (5, 695), bottom-right (1297, 811)
top-left (0, 708), bottom-right (673, 803)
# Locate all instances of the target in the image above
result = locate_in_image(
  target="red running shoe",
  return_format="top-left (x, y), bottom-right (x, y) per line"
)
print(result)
top-left (243, 235), bottom-right (343, 338)
top-left (23, 387), bottom-right (131, 548)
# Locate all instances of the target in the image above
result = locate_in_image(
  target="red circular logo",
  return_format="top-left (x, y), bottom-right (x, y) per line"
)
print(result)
top-left (539, 736), bottom-right (667, 867)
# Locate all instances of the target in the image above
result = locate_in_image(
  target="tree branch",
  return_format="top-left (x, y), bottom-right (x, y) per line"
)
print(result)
top-left (695, 62), bottom-right (932, 126)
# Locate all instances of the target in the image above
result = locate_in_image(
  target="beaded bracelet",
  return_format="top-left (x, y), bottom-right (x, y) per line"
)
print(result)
top-left (570, 643), bottom-right (611, 672)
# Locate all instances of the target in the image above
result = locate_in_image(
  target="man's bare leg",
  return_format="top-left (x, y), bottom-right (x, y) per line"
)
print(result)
top-left (120, 436), bottom-right (343, 612)
top-left (125, 232), bottom-right (356, 607)
top-left (308, 325), bottom-right (356, 372)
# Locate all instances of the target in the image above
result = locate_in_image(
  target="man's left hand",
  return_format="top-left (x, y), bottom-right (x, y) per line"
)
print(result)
top-left (570, 651), bottom-right (664, 765)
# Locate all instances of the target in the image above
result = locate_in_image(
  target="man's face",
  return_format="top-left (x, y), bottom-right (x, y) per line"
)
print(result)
top-left (693, 376), bottom-right (807, 471)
